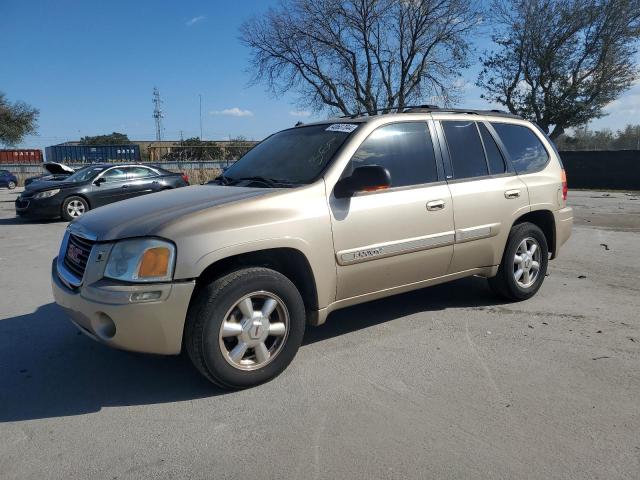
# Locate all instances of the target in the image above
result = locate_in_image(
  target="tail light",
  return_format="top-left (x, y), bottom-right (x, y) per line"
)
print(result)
top-left (561, 169), bottom-right (568, 201)
top-left (181, 173), bottom-right (189, 183)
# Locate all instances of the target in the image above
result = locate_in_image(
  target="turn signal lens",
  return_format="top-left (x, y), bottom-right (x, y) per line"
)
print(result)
top-left (138, 247), bottom-right (171, 278)
top-left (362, 185), bottom-right (389, 192)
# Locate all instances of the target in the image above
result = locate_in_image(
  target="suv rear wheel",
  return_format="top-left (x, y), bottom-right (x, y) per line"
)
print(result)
top-left (488, 222), bottom-right (548, 301)
top-left (185, 267), bottom-right (306, 389)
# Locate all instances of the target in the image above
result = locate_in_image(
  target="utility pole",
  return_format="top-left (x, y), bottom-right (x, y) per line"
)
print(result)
top-left (199, 94), bottom-right (203, 140)
top-left (153, 87), bottom-right (164, 141)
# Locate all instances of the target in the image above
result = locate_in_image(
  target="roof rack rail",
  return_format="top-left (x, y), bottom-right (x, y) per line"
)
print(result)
top-left (340, 105), bottom-right (521, 119)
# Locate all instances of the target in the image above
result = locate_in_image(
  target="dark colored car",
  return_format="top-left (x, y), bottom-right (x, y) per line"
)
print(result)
top-left (0, 169), bottom-right (18, 189)
top-left (24, 162), bottom-right (76, 187)
top-left (16, 163), bottom-right (189, 221)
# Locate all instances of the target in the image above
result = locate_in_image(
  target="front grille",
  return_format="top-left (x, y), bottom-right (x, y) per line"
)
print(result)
top-left (63, 233), bottom-right (95, 280)
top-left (15, 199), bottom-right (29, 209)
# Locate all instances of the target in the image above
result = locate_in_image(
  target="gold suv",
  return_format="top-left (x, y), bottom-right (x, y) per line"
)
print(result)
top-left (51, 108), bottom-right (573, 389)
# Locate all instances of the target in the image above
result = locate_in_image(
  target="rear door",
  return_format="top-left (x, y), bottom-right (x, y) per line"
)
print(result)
top-left (436, 118), bottom-right (530, 273)
top-left (124, 166), bottom-right (162, 198)
top-left (329, 121), bottom-right (455, 300)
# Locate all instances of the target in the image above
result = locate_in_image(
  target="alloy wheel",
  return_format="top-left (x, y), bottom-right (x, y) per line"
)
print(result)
top-left (513, 237), bottom-right (541, 288)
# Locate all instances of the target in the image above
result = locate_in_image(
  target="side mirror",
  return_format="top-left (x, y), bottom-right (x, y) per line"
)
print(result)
top-left (334, 165), bottom-right (391, 198)
top-left (94, 177), bottom-right (106, 186)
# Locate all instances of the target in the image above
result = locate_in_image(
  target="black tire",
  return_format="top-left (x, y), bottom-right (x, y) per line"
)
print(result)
top-left (185, 267), bottom-right (306, 389)
top-left (8, 180), bottom-right (16, 190)
top-left (488, 222), bottom-right (548, 301)
top-left (61, 196), bottom-right (89, 221)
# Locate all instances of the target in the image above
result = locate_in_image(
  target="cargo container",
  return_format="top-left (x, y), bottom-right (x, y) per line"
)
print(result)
top-left (45, 144), bottom-right (141, 163)
top-left (0, 149), bottom-right (43, 164)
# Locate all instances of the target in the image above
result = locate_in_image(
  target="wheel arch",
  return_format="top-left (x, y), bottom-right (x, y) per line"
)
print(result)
top-left (62, 193), bottom-right (92, 211)
top-left (512, 209), bottom-right (556, 258)
top-left (195, 247), bottom-right (320, 317)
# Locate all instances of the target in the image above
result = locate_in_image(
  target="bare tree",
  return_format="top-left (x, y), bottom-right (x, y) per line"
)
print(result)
top-left (241, 0), bottom-right (481, 115)
top-left (478, 0), bottom-right (640, 139)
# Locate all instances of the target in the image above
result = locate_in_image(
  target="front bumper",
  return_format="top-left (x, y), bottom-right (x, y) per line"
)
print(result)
top-left (51, 258), bottom-right (196, 355)
top-left (15, 195), bottom-right (62, 218)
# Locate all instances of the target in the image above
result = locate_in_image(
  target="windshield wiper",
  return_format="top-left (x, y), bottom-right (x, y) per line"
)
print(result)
top-left (228, 176), bottom-right (281, 187)
top-left (212, 174), bottom-right (233, 185)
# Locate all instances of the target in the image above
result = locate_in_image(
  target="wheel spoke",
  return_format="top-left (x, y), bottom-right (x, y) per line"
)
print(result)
top-left (529, 243), bottom-right (538, 256)
top-left (514, 255), bottom-right (523, 265)
top-left (530, 261), bottom-right (540, 271)
top-left (523, 269), bottom-right (531, 284)
top-left (221, 321), bottom-right (242, 337)
top-left (238, 297), bottom-right (254, 319)
top-left (514, 268), bottom-right (524, 281)
top-left (518, 240), bottom-right (528, 253)
top-left (268, 322), bottom-right (286, 336)
top-left (229, 341), bottom-right (248, 362)
top-left (254, 342), bottom-right (270, 363)
top-left (262, 298), bottom-right (278, 317)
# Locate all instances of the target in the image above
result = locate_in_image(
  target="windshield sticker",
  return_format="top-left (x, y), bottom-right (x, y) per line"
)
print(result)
top-left (326, 123), bottom-right (358, 133)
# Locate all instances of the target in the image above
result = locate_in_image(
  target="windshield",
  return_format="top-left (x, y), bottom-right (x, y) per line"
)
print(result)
top-left (64, 165), bottom-right (106, 183)
top-left (223, 124), bottom-right (359, 185)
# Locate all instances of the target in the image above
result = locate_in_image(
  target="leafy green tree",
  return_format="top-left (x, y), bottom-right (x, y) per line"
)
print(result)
top-left (79, 132), bottom-right (130, 145)
top-left (0, 92), bottom-right (39, 146)
top-left (478, 0), bottom-right (640, 139)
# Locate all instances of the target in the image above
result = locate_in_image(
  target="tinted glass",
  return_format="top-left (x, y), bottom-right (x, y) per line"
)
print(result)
top-left (0, 170), bottom-right (9, 175)
top-left (128, 167), bottom-right (155, 179)
top-left (478, 123), bottom-right (506, 174)
top-left (102, 167), bottom-right (128, 182)
top-left (65, 165), bottom-right (105, 182)
top-left (350, 122), bottom-right (438, 187)
top-left (492, 123), bottom-right (549, 174)
top-left (442, 121), bottom-right (488, 179)
top-left (224, 124), bottom-right (357, 184)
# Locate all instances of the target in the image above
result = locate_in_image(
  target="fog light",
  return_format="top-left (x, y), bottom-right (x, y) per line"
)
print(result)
top-left (130, 291), bottom-right (162, 303)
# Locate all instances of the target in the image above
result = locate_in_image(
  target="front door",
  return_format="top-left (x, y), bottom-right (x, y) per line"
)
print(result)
top-left (90, 166), bottom-right (132, 207)
top-left (329, 121), bottom-right (455, 300)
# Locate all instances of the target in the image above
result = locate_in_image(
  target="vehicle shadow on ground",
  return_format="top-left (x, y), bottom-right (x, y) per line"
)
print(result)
top-left (303, 276), bottom-right (500, 345)
top-left (0, 277), bottom-right (501, 422)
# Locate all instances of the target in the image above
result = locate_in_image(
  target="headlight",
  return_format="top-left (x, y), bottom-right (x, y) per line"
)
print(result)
top-left (34, 189), bottom-right (60, 199)
top-left (104, 238), bottom-right (176, 283)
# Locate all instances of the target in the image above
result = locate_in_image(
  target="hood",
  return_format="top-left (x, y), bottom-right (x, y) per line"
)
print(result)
top-left (43, 162), bottom-right (75, 175)
top-left (25, 178), bottom-right (79, 191)
top-left (70, 185), bottom-right (276, 241)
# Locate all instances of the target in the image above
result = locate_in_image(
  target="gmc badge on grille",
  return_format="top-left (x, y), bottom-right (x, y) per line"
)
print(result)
top-left (67, 244), bottom-right (83, 263)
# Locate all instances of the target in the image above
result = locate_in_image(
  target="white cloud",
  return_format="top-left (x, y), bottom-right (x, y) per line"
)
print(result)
top-left (289, 110), bottom-right (311, 117)
top-left (209, 107), bottom-right (254, 117)
top-left (185, 15), bottom-right (206, 26)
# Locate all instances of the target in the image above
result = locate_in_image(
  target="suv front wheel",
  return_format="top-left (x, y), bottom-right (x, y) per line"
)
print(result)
top-left (488, 222), bottom-right (548, 301)
top-left (185, 267), bottom-right (306, 389)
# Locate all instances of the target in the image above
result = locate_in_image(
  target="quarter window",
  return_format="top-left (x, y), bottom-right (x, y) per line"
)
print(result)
top-left (441, 121), bottom-right (488, 179)
top-left (350, 122), bottom-right (438, 187)
top-left (478, 123), bottom-right (506, 174)
top-left (492, 123), bottom-right (549, 174)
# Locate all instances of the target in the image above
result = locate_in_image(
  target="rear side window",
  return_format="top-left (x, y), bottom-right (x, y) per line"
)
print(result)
top-left (478, 123), bottom-right (506, 174)
top-left (492, 123), bottom-right (549, 174)
top-left (350, 122), bottom-right (438, 187)
top-left (441, 121), bottom-right (488, 179)
top-left (128, 167), bottom-right (155, 179)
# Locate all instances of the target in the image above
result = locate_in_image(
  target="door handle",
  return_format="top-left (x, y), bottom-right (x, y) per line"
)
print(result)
top-left (426, 200), bottom-right (445, 211)
top-left (121, 184), bottom-right (129, 189)
top-left (504, 189), bottom-right (520, 199)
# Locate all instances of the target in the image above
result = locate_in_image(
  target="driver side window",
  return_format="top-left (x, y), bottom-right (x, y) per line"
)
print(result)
top-left (101, 167), bottom-right (128, 183)
top-left (349, 122), bottom-right (439, 188)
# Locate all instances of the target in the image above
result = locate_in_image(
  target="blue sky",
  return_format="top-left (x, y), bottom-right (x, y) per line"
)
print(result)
top-left (1, 0), bottom-right (638, 149)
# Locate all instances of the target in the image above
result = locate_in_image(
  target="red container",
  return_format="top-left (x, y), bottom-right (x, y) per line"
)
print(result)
top-left (0, 149), bottom-right (43, 164)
